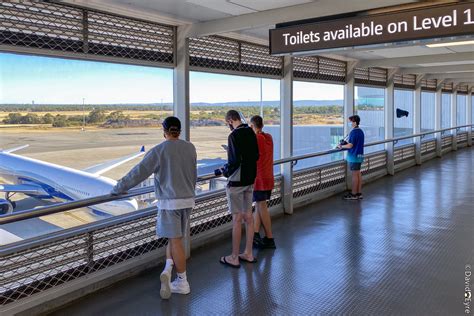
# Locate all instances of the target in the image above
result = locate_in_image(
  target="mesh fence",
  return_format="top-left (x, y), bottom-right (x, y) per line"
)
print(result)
top-left (394, 144), bottom-right (416, 165)
top-left (420, 79), bottom-right (438, 92)
top-left (456, 131), bottom-right (468, 144)
top-left (421, 139), bottom-right (436, 155)
top-left (457, 85), bottom-right (469, 95)
top-left (394, 74), bottom-right (416, 90)
top-left (189, 36), bottom-right (283, 77)
top-left (361, 151), bottom-right (387, 178)
top-left (442, 135), bottom-right (453, 149)
top-left (441, 82), bottom-right (454, 93)
top-left (0, 212), bottom-right (167, 306)
top-left (293, 56), bottom-right (346, 82)
top-left (355, 67), bottom-right (387, 87)
top-left (0, 0), bottom-right (174, 64)
top-left (292, 161), bottom-right (346, 199)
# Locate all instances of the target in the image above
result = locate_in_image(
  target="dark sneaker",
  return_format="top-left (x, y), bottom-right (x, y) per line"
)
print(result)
top-left (356, 193), bottom-right (363, 200)
top-left (253, 233), bottom-right (263, 248)
top-left (262, 237), bottom-right (276, 249)
top-left (343, 193), bottom-right (358, 200)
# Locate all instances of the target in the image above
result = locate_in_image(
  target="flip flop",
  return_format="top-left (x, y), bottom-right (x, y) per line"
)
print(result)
top-left (238, 255), bottom-right (257, 263)
top-left (220, 256), bottom-right (240, 268)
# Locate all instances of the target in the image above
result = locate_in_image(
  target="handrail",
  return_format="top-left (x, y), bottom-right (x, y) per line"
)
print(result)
top-left (0, 124), bottom-right (471, 225)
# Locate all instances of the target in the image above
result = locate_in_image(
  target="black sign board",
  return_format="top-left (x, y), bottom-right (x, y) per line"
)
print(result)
top-left (270, 2), bottom-right (474, 55)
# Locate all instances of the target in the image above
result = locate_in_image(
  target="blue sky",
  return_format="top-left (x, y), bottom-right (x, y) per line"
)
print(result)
top-left (0, 52), bottom-right (344, 104)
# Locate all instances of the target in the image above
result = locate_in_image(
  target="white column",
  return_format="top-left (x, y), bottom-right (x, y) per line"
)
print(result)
top-left (414, 81), bottom-right (422, 165)
top-left (173, 25), bottom-right (190, 141)
top-left (344, 62), bottom-right (356, 189)
top-left (467, 87), bottom-right (473, 147)
top-left (451, 88), bottom-right (457, 151)
top-left (385, 71), bottom-right (395, 175)
top-left (435, 82), bottom-right (443, 157)
top-left (280, 56), bottom-right (293, 215)
top-left (173, 26), bottom-right (191, 259)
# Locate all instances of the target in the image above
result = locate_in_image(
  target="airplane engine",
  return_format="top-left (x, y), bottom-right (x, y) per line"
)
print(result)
top-left (0, 199), bottom-right (13, 215)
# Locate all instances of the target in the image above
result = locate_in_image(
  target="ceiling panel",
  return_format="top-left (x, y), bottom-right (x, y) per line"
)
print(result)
top-left (187, 0), bottom-right (255, 15)
top-left (229, 0), bottom-right (315, 11)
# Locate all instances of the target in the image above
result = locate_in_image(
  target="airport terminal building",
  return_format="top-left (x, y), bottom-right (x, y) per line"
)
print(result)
top-left (0, 1), bottom-right (473, 315)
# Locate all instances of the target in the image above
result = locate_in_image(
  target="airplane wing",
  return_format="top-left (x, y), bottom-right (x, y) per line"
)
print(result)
top-left (1, 144), bottom-right (29, 153)
top-left (83, 146), bottom-right (145, 176)
top-left (0, 183), bottom-right (47, 195)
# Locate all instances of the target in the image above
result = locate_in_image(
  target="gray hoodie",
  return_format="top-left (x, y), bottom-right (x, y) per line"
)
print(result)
top-left (113, 139), bottom-right (197, 205)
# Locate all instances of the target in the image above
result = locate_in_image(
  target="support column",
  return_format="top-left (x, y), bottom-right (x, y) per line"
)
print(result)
top-left (414, 79), bottom-right (422, 165)
top-left (467, 87), bottom-right (473, 147)
top-left (435, 81), bottom-right (443, 157)
top-left (344, 62), bottom-right (356, 190)
top-left (173, 26), bottom-right (191, 259)
top-left (451, 88), bottom-right (457, 151)
top-left (173, 25), bottom-right (190, 141)
top-left (385, 71), bottom-right (396, 175)
top-left (280, 56), bottom-right (293, 215)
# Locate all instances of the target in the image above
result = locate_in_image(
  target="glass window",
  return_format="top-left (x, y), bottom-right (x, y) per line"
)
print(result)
top-left (0, 52), bottom-right (173, 220)
top-left (456, 95), bottom-right (467, 131)
top-left (292, 81), bottom-right (344, 170)
top-left (421, 92), bottom-right (435, 140)
top-left (355, 86), bottom-right (385, 153)
top-left (189, 72), bottom-right (280, 191)
top-left (394, 89), bottom-right (414, 146)
top-left (441, 93), bottom-right (451, 135)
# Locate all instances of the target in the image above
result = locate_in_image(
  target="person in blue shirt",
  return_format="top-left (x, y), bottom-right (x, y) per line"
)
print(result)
top-left (338, 115), bottom-right (365, 200)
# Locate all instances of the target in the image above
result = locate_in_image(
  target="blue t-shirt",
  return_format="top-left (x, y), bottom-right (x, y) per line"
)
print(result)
top-left (347, 127), bottom-right (364, 163)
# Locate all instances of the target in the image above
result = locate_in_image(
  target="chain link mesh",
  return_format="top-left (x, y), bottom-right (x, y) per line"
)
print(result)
top-left (394, 74), bottom-right (416, 89)
top-left (293, 56), bottom-right (346, 82)
top-left (189, 36), bottom-right (283, 77)
top-left (456, 131), bottom-right (468, 144)
top-left (442, 135), bottom-right (453, 149)
top-left (292, 161), bottom-right (346, 199)
top-left (355, 67), bottom-right (387, 87)
top-left (457, 85), bottom-right (469, 95)
top-left (441, 82), bottom-right (454, 93)
top-left (361, 151), bottom-right (387, 177)
top-left (0, 0), bottom-right (174, 64)
top-left (0, 213), bottom-right (167, 306)
top-left (394, 144), bottom-right (416, 165)
top-left (421, 139), bottom-right (436, 155)
top-left (420, 79), bottom-right (437, 92)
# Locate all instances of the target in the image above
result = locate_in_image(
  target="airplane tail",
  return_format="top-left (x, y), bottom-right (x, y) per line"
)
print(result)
top-left (1, 144), bottom-right (29, 153)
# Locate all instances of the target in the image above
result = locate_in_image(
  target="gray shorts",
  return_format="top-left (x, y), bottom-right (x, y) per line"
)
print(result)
top-left (226, 185), bottom-right (253, 214)
top-left (156, 208), bottom-right (192, 239)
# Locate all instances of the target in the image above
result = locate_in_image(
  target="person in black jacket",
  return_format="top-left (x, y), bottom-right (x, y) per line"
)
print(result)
top-left (215, 110), bottom-right (259, 268)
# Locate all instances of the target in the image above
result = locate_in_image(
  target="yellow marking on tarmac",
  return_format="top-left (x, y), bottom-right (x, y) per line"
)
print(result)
top-left (40, 210), bottom-right (94, 229)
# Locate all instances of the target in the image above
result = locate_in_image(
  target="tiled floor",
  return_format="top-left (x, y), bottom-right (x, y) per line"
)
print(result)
top-left (52, 148), bottom-right (474, 315)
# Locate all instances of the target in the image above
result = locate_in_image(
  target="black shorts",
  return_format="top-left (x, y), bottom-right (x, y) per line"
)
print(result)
top-left (349, 162), bottom-right (362, 171)
top-left (253, 190), bottom-right (272, 202)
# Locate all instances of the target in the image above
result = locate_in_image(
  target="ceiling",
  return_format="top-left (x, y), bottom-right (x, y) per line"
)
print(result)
top-left (63, 0), bottom-right (474, 84)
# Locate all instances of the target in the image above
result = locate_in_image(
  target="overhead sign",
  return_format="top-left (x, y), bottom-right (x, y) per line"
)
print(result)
top-left (270, 2), bottom-right (474, 55)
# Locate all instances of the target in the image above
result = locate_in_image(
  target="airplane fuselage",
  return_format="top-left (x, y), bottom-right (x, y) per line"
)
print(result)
top-left (0, 152), bottom-right (139, 215)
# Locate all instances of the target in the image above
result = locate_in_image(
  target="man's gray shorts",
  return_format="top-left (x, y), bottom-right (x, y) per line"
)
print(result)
top-left (226, 185), bottom-right (253, 214)
top-left (156, 208), bottom-right (192, 239)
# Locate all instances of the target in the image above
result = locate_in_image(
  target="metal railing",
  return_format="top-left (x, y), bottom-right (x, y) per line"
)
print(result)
top-left (0, 124), bottom-right (471, 312)
top-left (0, 124), bottom-right (472, 226)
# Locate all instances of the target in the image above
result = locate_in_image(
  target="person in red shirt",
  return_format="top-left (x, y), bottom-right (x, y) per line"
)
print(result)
top-left (250, 115), bottom-right (276, 249)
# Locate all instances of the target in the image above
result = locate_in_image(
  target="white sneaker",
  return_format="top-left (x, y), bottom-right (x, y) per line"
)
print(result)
top-left (160, 269), bottom-right (172, 299)
top-left (170, 278), bottom-right (190, 295)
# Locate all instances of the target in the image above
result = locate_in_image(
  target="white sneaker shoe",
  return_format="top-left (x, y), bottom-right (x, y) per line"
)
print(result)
top-left (160, 269), bottom-right (172, 299)
top-left (170, 278), bottom-right (190, 295)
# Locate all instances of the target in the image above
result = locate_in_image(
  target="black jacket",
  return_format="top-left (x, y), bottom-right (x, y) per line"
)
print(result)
top-left (223, 124), bottom-right (259, 187)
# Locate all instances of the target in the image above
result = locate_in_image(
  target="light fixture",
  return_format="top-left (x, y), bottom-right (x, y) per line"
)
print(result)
top-left (426, 40), bottom-right (474, 48)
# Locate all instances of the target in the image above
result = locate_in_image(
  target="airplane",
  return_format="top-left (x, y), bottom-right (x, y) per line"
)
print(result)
top-left (0, 145), bottom-right (145, 216)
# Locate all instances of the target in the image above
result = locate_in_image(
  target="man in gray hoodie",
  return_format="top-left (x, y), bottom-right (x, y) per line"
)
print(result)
top-left (111, 116), bottom-right (197, 299)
